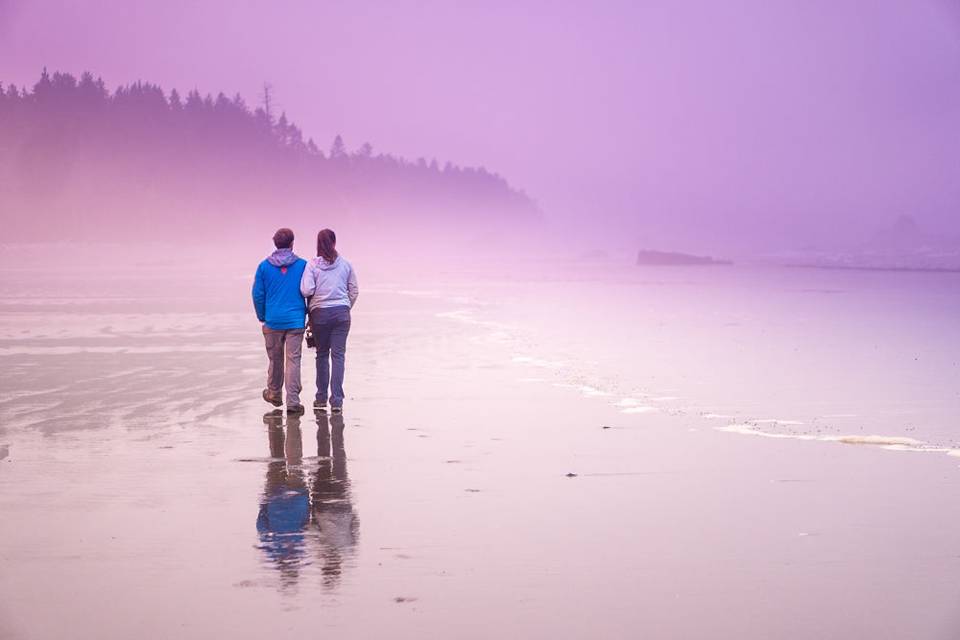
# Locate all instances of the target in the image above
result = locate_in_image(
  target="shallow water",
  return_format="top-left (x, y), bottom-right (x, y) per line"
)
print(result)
top-left (418, 262), bottom-right (960, 453)
top-left (1, 255), bottom-right (958, 639)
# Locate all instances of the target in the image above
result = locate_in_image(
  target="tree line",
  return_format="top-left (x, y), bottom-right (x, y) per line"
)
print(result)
top-left (0, 69), bottom-right (537, 239)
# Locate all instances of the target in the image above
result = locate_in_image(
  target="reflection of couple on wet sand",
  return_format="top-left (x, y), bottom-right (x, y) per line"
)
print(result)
top-left (252, 227), bottom-right (358, 416)
top-left (257, 410), bottom-right (359, 588)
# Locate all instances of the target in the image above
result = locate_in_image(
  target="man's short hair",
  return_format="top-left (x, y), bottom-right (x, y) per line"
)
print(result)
top-left (273, 228), bottom-right (294, 249)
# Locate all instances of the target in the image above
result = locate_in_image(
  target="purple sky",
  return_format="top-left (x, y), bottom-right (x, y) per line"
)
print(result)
top-left (2, 0), bottom-right (959, 250)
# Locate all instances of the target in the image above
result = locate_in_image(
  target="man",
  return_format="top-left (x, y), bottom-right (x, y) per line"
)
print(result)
top-left (252, 228), bottom-right (308, 415)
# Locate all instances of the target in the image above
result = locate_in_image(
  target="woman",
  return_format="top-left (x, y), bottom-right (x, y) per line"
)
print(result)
top-left (300, 229), bottom-right (358, 413)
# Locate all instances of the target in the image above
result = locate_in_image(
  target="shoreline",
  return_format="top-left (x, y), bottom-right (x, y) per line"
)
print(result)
top-left (423, 285), bottom-right (960, 465)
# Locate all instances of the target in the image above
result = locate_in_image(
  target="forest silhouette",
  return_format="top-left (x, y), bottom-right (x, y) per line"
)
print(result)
top-left (0, 69), bottom-right (537, 240)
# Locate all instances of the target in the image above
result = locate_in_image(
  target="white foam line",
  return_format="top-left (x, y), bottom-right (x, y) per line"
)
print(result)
top-left (621, 406), bottom-right (658, 414)
top-left (435, 310), bottom-right (474, 322)
top-left (398, 289), bottom-right (442, 297)
top-left (833, 435), bottom-right (925, 447)
top-left (717, 423), bottom-right (960, 460)
top-left (0, 344), bottom-right (251, 355)
top-left (446, 296), bottom-right (489, 306)
top-left (513, 356), bottom-right (564, 370)
top-left (437, 309), bottom-right (513, 331)
top-left (580, 386), bottom-right (612, 398)
top-left (880, 444), bottom-right (947, 453)
top-left (756, 419), bottom-right (805, 425)
top-left (717, 424), bottom-right (820, 441)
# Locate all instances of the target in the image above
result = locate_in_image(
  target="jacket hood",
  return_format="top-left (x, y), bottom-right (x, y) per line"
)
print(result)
top-left (267, 248), bottom-right (300, 267)
top-left (312, 255), bottom-right (341, 271)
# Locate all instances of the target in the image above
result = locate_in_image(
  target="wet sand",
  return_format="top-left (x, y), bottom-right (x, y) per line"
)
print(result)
top-left (1, 261), bottom-right (959, 639)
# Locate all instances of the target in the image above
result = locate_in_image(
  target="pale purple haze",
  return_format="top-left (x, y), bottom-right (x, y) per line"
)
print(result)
top-left (4, 4), bottom-right (960, 638)
top-left (2, 0), bottom-right (959, 251)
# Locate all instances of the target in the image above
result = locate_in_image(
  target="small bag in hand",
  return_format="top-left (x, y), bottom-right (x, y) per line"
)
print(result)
top-left (305, 300), bottom-right (316, 348)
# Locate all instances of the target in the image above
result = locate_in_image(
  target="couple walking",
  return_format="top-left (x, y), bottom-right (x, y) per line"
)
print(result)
top-left (252, 227), bottom-right (358, 416)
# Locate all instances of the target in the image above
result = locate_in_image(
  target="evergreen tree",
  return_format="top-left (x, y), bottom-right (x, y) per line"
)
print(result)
top-left (214, 92), bottom-right (231, 112)
top-left (169, 88), bottom-right (183, 111)
top-left (356, 142), bottom-right (373, 159)
top-left (185, 89), bottom-right (203, 111)
top-left (51, 71), bottom-right (77, 94)
top-left (32, 67), bottom-right (53, 102)
top-left (77, 71), bottom-right (107, 103)
top-left (231, 93), bottom-right (247, 112)
top-left (287, 122), bottom-right (304, 149)
top-left (253, 107), bottom-right (272, 134)
top-left (276, 112), bottom-right (290, 146)
top-left (330, 134), bottom-right (347, 160)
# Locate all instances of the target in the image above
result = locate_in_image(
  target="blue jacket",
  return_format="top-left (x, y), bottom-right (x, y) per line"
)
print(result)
top-left (252, 249), bottom-right (308, 330)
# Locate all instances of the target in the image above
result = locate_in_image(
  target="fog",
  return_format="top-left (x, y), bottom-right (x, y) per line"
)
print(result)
top-left (3, 0), bottom-right (959, 255)
top-left (4, 5), bottom-right (960, 637)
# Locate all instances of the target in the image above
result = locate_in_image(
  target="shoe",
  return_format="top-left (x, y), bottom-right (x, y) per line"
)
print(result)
top-left (287, 404), bottom-right (305, 416)
top-left (262, 389), bottom-right (282, 407)
top-left (330, 405), bottom-right (343, 414)
top-left (313, 400), bottom-right (327, 413)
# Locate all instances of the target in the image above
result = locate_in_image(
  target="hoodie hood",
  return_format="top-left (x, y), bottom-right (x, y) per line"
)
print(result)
top-left (313, 255), bottom-right (341, 271)
top-left (267, 248), bottom-right (300, 267)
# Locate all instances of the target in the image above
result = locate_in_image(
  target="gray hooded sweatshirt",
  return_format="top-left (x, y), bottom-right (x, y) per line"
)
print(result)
top-left (300, 255), bottom-right (359, 311)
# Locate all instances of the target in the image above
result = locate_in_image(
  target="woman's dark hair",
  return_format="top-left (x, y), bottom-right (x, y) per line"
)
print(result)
top-left (316, 228), bottom-right (338, 263)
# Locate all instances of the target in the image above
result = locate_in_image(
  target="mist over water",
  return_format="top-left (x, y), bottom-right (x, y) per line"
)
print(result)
top-left (4, 0), bottom-right (960, 251)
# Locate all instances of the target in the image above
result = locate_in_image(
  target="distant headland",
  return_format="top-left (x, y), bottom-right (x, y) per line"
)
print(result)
top-left (636, 250), bottom-right (732, 266)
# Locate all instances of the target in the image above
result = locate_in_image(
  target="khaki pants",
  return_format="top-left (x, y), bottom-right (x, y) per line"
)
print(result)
top-left (262, 326), bottom-right (304, 407)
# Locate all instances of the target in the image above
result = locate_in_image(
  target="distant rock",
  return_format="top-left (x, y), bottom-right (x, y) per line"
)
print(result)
top-left (637, 250), bottom-right (732, 266)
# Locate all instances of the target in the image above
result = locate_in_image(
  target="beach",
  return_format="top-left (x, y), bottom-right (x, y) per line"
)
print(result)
top-left (1, 252), bottom-right (958, 639)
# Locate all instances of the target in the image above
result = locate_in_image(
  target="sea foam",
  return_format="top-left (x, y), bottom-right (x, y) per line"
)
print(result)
top-left (717, 423), bottom-right (959, 460)
top-left (833, 435), bottom-right (926, 447)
